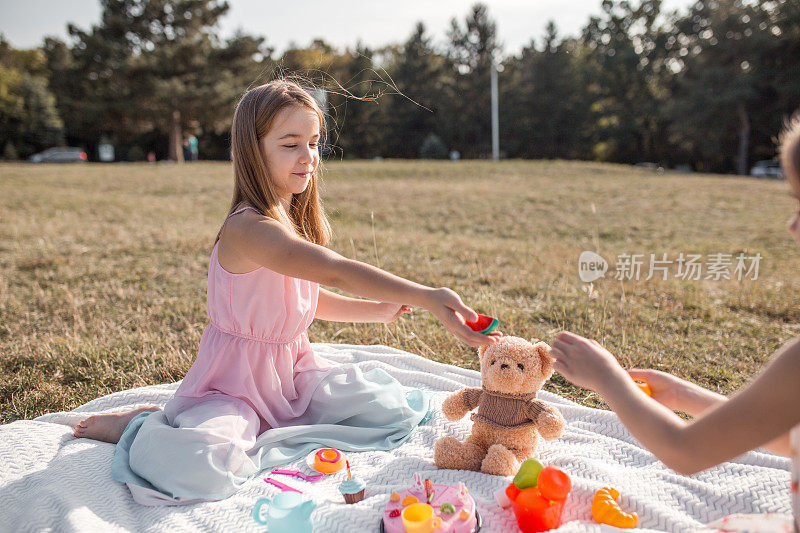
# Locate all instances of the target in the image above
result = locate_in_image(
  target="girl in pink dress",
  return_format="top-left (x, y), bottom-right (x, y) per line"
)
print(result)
top-left (73, 80), bottom-right (499, 505)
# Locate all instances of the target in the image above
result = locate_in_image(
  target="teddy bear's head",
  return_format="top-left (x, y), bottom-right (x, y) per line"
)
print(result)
top-left (478, 336), bottom-right (554, 395)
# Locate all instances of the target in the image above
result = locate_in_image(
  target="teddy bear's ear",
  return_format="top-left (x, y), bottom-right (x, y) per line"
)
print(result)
top-left (478, 345), bottom-right (488, 358)
top-left (533, 341), bottom-right (554, 376)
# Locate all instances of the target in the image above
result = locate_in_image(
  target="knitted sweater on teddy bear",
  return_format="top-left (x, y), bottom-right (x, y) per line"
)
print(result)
top-left (462, 387), bottom-right (550, 430)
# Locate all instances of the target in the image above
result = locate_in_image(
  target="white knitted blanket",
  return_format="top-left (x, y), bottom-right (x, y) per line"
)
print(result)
top-left (0, 343), bottom-right (791, 532)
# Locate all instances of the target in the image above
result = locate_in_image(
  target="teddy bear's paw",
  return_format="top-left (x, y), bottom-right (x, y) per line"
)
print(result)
top-left (537, 411), bottom-right (567, 440)
top-left (434, 437), bottom-right (484, 471)
top-left (440, 395), bottom-right (467, 421)
top-left (480, 444), bottom-right (520, 477)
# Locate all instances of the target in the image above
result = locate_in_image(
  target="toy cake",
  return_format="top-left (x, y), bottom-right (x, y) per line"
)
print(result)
top-left (339, 461), bottom-right (366, 504)
top-left (381, 474), bottom-right (479, 532)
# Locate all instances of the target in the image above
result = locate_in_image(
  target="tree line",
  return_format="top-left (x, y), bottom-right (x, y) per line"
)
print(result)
top-left (1, 0), bottom-right (798, 173)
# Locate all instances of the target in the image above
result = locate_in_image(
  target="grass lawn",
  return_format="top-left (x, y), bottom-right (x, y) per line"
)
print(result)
top-left (1, 160), bottom-right (798, 423)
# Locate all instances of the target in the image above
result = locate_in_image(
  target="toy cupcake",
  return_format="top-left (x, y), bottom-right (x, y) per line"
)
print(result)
top-left (339, 461), bottom-right (366, 504)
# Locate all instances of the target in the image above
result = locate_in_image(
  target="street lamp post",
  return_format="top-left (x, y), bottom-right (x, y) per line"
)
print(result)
top-left (491, 58), bottom-right (499, 161)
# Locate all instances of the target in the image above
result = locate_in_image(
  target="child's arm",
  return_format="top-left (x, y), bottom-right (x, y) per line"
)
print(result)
top-left (550, 332), bottom-right (800, 475)
top-left (628, 367), bottom-right (792, 455)
top-left (627, 368), bottom-right (726, 416)
top-left (315, 288), bottom-right (412, 323)
top-left (227, 212), bottom-right (496, 347)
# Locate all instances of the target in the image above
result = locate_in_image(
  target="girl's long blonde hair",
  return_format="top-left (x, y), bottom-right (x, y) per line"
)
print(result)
top-left (216, 79), bottom-right (331, 246)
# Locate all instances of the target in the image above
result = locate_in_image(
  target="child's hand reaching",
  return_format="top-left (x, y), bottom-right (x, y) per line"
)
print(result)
top-left (552, 334), bottom-right (729, 417)
top-left (423, 288), bottom-right (501, 348)
top-left (628, 368), bottom-right (727, 416)
top-left (549, 332), bottom-right (629, 393)
top-left (627, 369), bottom-right (688, 411)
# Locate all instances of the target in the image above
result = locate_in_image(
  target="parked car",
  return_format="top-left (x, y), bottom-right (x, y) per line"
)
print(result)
top-left (750, 160), bottom-right (784, 179)
top-left (634, 162), bottom-right (664, 173)
top-left (28, 147), bottom-right (88, 163)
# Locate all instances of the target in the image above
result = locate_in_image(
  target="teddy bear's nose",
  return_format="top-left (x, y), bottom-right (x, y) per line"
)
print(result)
top-left (500, 363), bottom-right (509, 369)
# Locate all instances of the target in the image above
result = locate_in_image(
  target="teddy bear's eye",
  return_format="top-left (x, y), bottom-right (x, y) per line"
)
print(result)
top-left (517, 363), bottom-right (524, 371)
top-left (490, 360), bottom-right (496, 366)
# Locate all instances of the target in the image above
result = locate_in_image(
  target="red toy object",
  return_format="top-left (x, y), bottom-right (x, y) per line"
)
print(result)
top-left (510, 486), bottom-right (566, 532)
top-left (505, 466), bottom-right (571, 532)
top-left (465, 314), bottom-right (499, 334)
top-left (505, 483), bottom-right (521, 502)
top-left (537, 467), bottom-right (572, 501)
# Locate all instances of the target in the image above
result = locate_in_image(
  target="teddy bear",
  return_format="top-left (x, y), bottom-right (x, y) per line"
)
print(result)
top-left (433, 336), bottom-right (566, 476)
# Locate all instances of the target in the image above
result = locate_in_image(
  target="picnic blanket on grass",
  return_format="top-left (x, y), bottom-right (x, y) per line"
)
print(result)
top-left (0, 343), bottom-right (791, 532)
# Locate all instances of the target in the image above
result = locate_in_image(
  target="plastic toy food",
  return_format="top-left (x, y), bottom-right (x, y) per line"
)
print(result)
top-left (536, 467), bottom-right (571, 501)
top-left (313, 448), bottom-right (345, 473)
top-left (424, 478), bottom-right (435, 503)
top-left (339, 460), bottom-right (366, 504)
top-left (510, 486), bottom-right (566, 532)
top-left (635, 381), bottom-right (653, 397)
top-left (591, 487), bottom-right (638, 528)
top-left (465, 314), bottom-right (499, 334)
top-left (383, 476), bottom-right (478, 532)
top-left (504, 462), bottom-right (572, 532)
top-left (513, 458), bottom-right (544, 489)
top-left (402, 495), bottom-right (419, 506)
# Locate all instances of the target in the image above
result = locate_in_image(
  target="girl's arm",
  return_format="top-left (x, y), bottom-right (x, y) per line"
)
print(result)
top-left (550, 333), bottom-right (800, 475)
top-left (315, 288), bottom-right (411, 323)
top-left (227, 212), bottom-right (495, 347)
top-left (627, 368), bottom-right (792, 455)
top-left (627, 368), bottom-right (727, 416)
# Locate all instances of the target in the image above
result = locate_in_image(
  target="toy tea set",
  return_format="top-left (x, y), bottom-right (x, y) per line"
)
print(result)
top-left (253, 448), bottom-right (364, 532)
top-left (253, 315), bottom-right (642, 532)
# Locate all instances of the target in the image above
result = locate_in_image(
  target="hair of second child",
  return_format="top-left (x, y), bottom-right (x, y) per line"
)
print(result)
top-left (779, 112), bottom-right (800, 186)
top-left (218, 79), bottom-right (331, 246)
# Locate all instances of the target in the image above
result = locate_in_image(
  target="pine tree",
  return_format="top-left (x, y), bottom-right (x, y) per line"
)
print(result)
top-left (446, 3), bottom-right (500, 158)
top-left (44, 0), bottom-right (268, 161)
top-left (0, 38), bottom-right (63, 159)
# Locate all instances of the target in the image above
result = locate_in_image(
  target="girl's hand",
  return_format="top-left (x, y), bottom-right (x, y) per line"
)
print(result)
top-left (423, 288), bottom-right (500, 348)
top-left (628, 368), bottom-right (727, 416)
top-left (549, 331), bottom-right (628, 393)
top-left (627, 369), bottom-right (689, 411)
top-left (375, 303), bottom-right (413, 324)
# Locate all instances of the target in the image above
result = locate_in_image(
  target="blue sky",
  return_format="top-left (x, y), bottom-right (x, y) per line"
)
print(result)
top-left (0, 0), bottom-right (693, 56)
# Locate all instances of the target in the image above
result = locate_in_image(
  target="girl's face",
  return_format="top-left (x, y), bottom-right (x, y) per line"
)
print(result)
top-left (259, 105), bottom-right (320, 203)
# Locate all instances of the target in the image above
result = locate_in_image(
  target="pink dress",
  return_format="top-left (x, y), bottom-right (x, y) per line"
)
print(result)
top-left (164, 213), bottom-right (333, 435)
top-left (112, 205), bottom-right (431, 505)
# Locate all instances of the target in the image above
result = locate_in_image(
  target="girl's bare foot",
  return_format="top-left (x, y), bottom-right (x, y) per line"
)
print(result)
top-left (73, 406), bottom-right (161, 444)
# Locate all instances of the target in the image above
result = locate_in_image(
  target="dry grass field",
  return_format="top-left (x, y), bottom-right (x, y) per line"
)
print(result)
top-left (2, 160), bottom-right (798, 423)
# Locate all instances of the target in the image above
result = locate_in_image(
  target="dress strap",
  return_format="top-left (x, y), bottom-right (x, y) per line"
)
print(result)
top-left (217, 205), bottom-right (264, 247)
top-left (227, 205), bottom-right (263, 218)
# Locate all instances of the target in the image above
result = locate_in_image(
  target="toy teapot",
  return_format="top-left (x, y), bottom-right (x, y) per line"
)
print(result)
top-left (253, 491), bottom-right (315, 533)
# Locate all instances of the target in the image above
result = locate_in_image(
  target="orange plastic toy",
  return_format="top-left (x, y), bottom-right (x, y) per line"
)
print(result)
top-left (635, 381), bottom-right (653, 397)
top-left (313, 448), bottom-right (345, 473)
top-left (591, 487), bottom-right (638, 528)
